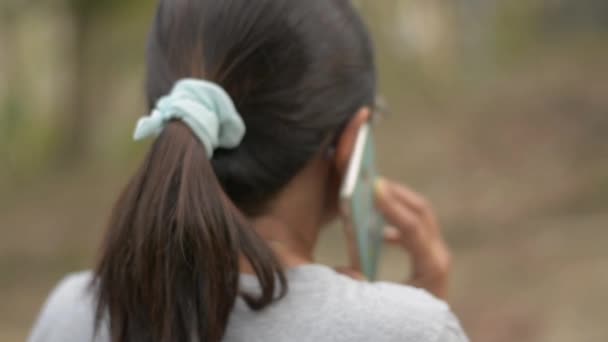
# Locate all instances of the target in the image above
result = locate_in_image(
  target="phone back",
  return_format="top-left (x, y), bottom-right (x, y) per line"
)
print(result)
top-left (340, 124), bottom-right (384, 280)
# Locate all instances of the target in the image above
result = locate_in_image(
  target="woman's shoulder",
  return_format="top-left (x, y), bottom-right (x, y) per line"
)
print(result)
top-left (354, 280), bottom-right (467, 341)
top-left (29, 271), bottom-right (108, 342)
top-left (290, 264), bottom-right (468, 342)
top-left (43, 271), bottom-right (94, 302)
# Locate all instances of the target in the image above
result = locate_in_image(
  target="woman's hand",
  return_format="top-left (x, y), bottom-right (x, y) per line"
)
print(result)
top-left (375, 178), bottom-right (452, 300)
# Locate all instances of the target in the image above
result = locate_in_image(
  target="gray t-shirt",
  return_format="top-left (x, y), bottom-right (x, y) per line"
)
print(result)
top-left (29, 265), bottom-right (468, 342)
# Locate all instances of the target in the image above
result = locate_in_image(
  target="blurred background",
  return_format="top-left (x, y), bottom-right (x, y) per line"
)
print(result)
top-left (1, 0), bottom-right (607, 341)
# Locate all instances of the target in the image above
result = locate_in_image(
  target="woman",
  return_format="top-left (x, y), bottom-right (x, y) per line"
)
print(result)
top-left (30, 0), bottom-right (468, 341)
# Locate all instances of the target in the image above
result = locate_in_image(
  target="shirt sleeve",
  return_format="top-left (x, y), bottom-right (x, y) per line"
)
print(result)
top-left (28, 272), bottom-right (108, 342)
top-left (360, 280), bottom-right (470, 342)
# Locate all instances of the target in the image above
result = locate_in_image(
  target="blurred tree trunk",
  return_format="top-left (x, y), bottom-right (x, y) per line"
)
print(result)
top-left (58, 6), bottom-right (94, 164)
top-left (58, 0), bottom-right (122, 164)
top-left (0, 2), bottom-right (26, 167)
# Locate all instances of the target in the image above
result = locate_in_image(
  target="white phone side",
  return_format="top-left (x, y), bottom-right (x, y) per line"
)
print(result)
top-left (339, 123), bottom-right (370, 200)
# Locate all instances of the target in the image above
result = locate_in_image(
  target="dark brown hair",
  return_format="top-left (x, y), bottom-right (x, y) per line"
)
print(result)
top-left (94, 0), bottom-right (376, 341)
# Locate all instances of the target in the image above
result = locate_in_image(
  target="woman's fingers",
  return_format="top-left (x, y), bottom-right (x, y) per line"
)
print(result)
top-left (383, 226), bottom-right (402, 244)
top-left (383, 180), bottom-right (440, 237)
top-left (375, 178), bottom-right (451, 300)
top-left (376, 179), bottom-right (428, 253)
top-left (387, 181), bottom-right (429, 214)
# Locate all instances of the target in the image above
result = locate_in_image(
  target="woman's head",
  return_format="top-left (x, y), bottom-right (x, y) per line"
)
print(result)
top-left (146, 0), bottom-right (376, 214)
top-left (95, 1), bottom-right (376, 341)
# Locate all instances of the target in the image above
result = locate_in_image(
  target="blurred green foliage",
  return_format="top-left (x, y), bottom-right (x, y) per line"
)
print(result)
top-left (1, 0), bottom-right (606, 175)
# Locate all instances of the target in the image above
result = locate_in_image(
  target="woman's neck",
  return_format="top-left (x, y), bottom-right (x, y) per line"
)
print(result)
top-left (240, 154), bottom-right (333, 273)
top-left (239, 206), bottom-right (323, 274)
top-left (251, 216), bottom-right (317, 268)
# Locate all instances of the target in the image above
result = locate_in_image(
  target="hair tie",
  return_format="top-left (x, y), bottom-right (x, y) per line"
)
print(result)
top-left (133, 79), bottom-right (246, 158)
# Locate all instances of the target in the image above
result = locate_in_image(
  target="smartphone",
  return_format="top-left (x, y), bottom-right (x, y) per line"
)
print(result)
top-left (339, 123), bottom-right (384, 280)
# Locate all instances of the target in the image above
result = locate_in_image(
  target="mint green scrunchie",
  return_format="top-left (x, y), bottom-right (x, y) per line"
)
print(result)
top-left (133, 79), bottom-right (246, 158)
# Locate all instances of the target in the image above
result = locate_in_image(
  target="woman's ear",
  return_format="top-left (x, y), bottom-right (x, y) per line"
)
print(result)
top-left (334, 107), bottom-right (372, 176)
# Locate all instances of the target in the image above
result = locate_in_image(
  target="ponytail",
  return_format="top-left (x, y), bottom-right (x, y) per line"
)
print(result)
top-left (93, 122), bottom-right (285, 341)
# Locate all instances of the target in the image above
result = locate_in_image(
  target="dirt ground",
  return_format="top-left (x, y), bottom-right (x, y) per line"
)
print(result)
top-left (1, 166), bottom-right (606, 342)
top-left (1, 61), bottom-right (607, 341)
